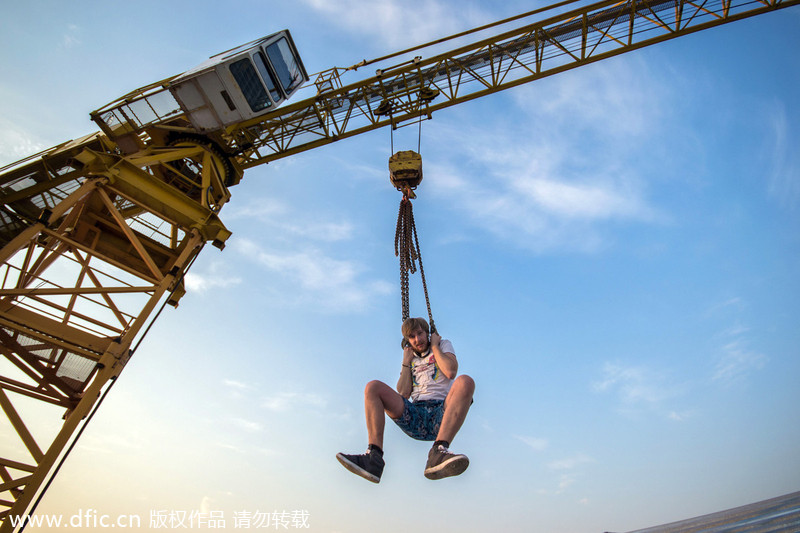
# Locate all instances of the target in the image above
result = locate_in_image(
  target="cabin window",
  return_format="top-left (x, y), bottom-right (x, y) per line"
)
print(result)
top-left (229, 58), bottom-right (272, 112)
top-left (254, 52), bottom-right (282, 102)
top-left (266, 38), bottom-right (303, 94)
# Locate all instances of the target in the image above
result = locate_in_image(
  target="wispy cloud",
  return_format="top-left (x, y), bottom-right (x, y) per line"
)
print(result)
top-left (223, 379), bottom-right (251, 390)
top-left (593, 362), bottom-right (672, 406)
top-left (184, 272), bottom-right (241, 292)
top-left (712, 340), bottom-right (767, 386)
top-left (765, 100), bottom-right (800, 210)
top-left (226, 196), bottom-right (392, 312)
top-left (543, 453), bottom-right (593, 495)
top-left (716, 297), bottom-right (743, 309)
top-left (222, 379), bottom-right (252, 400)
top-left (427, 58), bottom-right (668, 253)
top-left (297, 0), bottom-right (489, 50)
top-left (705, 297), bottom-right (768, 386)
top-left (233, 238), bottom-right (392, 312)
top-left (593, 361), bottom-right (689, 421)
top-left (668, 410), bottom-right (693, 422)
top-left (0, 119), bottom-right (46, 166)
top-left (62, 24), bottom-right (81, 48)
top-left (261, 391), bottom-right (327, 413)
top-left (227, 199), bottom-right (355, 242)
top-left (230, 417), bottom-right (264, 433)
top-left (547, 453), bottom-right (593, 471)
top-left (515, 435), bottom-right (549, 452)
top-left (184, 260), bottom-right (242, 293)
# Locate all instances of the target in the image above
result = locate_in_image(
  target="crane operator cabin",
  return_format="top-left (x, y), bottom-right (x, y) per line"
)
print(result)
top-left (92, 30), bottom-right (308, 144)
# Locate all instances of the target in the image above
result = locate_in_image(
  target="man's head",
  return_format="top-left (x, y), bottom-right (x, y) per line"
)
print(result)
top-left (402, 317), bottom-right (430, 353)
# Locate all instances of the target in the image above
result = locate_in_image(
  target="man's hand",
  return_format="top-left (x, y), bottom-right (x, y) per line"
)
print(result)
top-left (402, 345), bottom-right (415, 366)
top-left (430, 331), bottom-right (441, 349)
top-left (429, 331), bottom-right (458, 379)
top-left (398, 344), bottom-right (415, 399)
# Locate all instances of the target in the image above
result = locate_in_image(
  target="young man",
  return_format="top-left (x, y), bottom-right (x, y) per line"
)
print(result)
top-left (336, 317), bottom-right (475, 483)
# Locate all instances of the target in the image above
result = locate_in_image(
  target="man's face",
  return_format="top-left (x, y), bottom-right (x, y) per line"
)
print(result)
top-left (407, 327), bottom-right (429, 353)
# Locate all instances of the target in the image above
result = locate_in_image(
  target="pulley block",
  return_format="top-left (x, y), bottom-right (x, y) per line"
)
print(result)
top-left (389, 150), bottom-right (423, 198)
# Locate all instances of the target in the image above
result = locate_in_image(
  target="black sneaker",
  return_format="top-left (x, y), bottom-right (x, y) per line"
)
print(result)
top-left (336, 449), bottom-right (385, 483)
top-left (424, 444), bottom-right (469, 480)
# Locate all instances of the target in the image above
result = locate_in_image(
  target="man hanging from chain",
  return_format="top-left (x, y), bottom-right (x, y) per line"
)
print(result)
top-left (336, 151), bottom-right (476, 483)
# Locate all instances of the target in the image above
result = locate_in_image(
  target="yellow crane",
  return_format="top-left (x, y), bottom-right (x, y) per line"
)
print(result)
top-left (0, 0), bottom-right (797, 529)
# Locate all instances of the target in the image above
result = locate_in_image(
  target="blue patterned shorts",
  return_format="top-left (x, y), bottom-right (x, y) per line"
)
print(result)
top-left (392, 398), bottom-right (445, 441)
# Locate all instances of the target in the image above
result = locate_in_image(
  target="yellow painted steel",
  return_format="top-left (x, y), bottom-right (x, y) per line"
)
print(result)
top-left (0, 138), bottom-right (225, 529)
top-left (224, 0), bottom-right (800, 168)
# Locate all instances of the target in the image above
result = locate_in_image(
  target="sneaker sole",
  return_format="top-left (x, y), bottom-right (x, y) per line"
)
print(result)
top-left (424, 455), bottom-right (469, 480)
top-left (336, 453), bottom-right (381, 483)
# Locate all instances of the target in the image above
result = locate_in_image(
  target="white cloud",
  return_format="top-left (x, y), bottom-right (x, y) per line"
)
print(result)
top-left (515, 435), bottom-right (549, 451)
top-left (0, 119), bottom-right (46, 166)
top-left (432, 159), bottom-right (650, 253)
top-left (183, 272), bottom-right (241, 293)
top-left (223, 379), bottom-right (250, 390)
top-left (62, 25), bottom-right (81, 48)
top-left (225, 199), bottom-right (393, 311)
top-left (593, 362), bottom-right (672, 406)
top-left (712, 340), bottom-right (767, 386)
top-left (297, 0), bottom-right (488, 50)
top-left (246, 247), bottom-right (351, 290)
top-left (512, 177), bottom-right (650, 220)
top-left (704, 296), bottom-right (768, 386)
top-left (513, 60), bottom-right (662, 140)
top-left (228, 199), bottom-right (355, 242)
top-left (667, 410), bottom-right (692, 422)
top-left (262, 391), bottom-right (327, 413)
top-left (233, 238), bottom-right (392, 313)
top-left (213, 443), bottom-right (245, 453)
top-left (557, 474), bottom-right (576, 493)
top-left (231, 418), bottom-right (264, 433)
top-left (548, 453), bottom-right (593, 471)
top-left (184, 260), bottom-right (242, 293)
top-left (426, 58), bottom-right (668, 253)
top-left (765, 101), bottom-right (800, 209)
top-left (704, 296), bottom-right (744, 319)
top-left (221, 379), bottom-right (252, 401)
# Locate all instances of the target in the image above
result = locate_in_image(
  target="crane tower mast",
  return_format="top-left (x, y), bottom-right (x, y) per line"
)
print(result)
top-left (0, 0), bottom-right (797, 529)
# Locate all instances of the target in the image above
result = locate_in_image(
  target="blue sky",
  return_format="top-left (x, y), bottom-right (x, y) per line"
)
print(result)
top-left (1, 1), bottom-right (799, 532)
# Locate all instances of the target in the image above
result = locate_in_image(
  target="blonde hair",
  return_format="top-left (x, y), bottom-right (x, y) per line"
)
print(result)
top-left (401, 317), bottom-right (430, 340)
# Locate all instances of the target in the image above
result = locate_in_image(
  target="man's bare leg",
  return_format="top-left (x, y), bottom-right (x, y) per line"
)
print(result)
top-left (436, 375), bottom-right (475, 444)
top-left (364, 380), bottom-right (406, 449)
top-left (337, 380), bottom-right (405, 483)
top-left (425, 374), bottom-right (475, 480)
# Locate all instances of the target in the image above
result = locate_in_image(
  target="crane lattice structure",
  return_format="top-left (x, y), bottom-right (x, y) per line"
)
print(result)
top-left (1, 0), bottom-right (797, 529)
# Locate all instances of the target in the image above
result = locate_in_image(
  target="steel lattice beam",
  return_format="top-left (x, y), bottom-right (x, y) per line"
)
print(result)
top-left (227, 0), bottom-right (799, 167)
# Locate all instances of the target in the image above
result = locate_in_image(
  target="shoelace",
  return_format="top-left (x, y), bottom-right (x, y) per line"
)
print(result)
top-left (437, 445), bottom-right (455, 456)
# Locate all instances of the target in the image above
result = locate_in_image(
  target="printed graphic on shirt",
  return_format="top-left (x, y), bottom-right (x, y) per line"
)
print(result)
top-left (411, 352), bottom-right (441, 388)
top-left (410, 339), bottom-right (455, 402)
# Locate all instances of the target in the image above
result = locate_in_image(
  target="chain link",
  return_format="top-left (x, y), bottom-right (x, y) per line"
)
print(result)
top-left (394, 196), bottom-right (435, 332)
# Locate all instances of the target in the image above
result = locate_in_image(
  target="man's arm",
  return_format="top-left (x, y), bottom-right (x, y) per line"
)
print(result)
top-left (396, 345), bottom-right (414, 399)
top-left (430, 332), bottom-right (458, 379)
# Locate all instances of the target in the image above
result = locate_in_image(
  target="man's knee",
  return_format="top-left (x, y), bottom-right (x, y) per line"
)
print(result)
top-left (365, 380), bottom-right (388, 398)
top-left (454, 374), bottom-right (475, 395)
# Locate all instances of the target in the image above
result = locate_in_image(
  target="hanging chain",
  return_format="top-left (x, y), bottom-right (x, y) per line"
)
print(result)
top-left (394, 196), bottom-right (436, 333)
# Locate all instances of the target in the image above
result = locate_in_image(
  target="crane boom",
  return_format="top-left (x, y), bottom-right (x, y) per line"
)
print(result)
top-left (0, 0), bottom-right (797, 529)
top-left (227, 0), bottom-right (800, 167)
